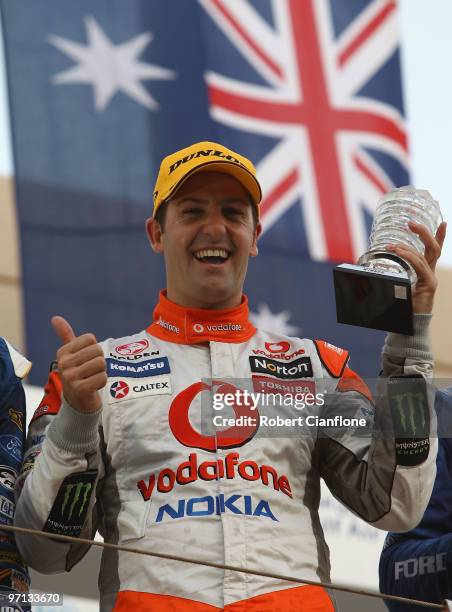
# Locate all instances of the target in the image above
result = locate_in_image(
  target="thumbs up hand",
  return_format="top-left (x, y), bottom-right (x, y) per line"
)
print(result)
top-left (51, 316), bottom-right (107, 414)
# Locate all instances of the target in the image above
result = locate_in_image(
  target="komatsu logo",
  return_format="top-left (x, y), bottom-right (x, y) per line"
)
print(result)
top-left (155, 494), bottom-right (277, 523)
top-left (107, 357), bottom-right (170, 378)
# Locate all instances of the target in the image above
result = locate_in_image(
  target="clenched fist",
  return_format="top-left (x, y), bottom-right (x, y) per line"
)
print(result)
top-left (52, 316), bottom-right (107, 414)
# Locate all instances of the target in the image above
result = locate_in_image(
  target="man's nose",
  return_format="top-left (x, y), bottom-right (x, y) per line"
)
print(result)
top-left (201, 209), bottom-right (227, 237)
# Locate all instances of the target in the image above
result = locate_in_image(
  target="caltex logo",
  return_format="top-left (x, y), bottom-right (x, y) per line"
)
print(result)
top-left (110, 380), bottom-right (130, 399)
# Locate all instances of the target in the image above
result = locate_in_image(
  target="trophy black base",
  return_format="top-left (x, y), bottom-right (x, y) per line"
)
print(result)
top-left (333, 264), bottom-right (413, 335)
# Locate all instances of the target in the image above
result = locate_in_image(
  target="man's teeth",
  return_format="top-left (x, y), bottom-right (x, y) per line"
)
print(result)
top-left (195, 249), bottom-right (228, 260)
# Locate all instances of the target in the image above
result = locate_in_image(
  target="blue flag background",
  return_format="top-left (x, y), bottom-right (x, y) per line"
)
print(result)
top-left (0, 0), bottom-right (408, 384)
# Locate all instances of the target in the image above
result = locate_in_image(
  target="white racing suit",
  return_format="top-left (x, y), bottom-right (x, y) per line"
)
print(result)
top-left (14, 293), bottom-right (437, 611)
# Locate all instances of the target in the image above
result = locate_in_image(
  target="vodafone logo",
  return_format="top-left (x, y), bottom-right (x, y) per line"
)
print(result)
top-left (115, 339), bottom-right (149, 356)
top-left (253, 342), bottom-right (305, 361)
top-left (110, 380), bottom-right (130, 399)
top-left (265, 341), bottom-right (290, 354)
top-left (169, 381), bottom-right (259, 452)
top-left (193, 323), bottom-right (204, 333)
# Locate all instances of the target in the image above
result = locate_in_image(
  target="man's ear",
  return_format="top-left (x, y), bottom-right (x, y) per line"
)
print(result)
top-left (250, 222), bottom-right (262, 257)
top-left (146, 217), bottom-right (164, 253)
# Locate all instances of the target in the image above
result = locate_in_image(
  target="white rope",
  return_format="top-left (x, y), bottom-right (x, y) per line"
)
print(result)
top-left (0, 524), bottom-right (446, 609)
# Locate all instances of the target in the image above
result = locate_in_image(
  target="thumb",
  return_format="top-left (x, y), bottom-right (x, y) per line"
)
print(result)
top-left (51, 315), bottom-right (76, 345)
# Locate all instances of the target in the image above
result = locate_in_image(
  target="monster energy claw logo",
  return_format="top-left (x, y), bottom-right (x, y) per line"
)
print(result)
top-left (44, 470), bottom-right (97, 537)
top-left (61, 481), bottom-right (92, 519)
top-left (392, 391), bottom-right (427, 436)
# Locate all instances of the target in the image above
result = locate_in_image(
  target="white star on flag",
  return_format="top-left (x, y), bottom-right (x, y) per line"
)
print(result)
top-left (48, 16), bottom-right (176, 112)
top-left (250, 303), bottom-right (300, 336)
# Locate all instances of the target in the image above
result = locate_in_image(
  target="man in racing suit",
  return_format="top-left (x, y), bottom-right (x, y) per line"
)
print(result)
top-left (0, 338), bottom-right (30, 605)
top-left (379, 388), bottom-right (452, 611)
top-left (14, 141), bottom-right (446, 611)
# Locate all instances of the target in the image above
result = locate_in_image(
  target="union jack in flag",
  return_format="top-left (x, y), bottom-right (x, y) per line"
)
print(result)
top-left (199, 0), bottom-right (408, 263)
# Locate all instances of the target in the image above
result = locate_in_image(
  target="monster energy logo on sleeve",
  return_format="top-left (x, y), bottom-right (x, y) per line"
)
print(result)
top-left (388, 377), bottom-right (430, 467)
top-left (44, 470), bottom-right (97, 537)
top-left (392, 391), bottom-right (427, 436)
top-left (61, 481), bottom-right (93, 519)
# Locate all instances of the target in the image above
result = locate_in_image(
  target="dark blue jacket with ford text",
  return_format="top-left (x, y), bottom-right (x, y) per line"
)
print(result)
top-left (0, 338), bottom-right (30, 604)
top-left (379, 388), bottom-right (452, 610)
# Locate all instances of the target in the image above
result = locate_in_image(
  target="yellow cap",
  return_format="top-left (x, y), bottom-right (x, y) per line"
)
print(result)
top-left (152, 141), bottom-right (262, 215)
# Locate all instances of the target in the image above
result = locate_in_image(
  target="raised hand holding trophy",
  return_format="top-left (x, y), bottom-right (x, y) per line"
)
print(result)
top-left (333, 186), bottom-right (443, 335)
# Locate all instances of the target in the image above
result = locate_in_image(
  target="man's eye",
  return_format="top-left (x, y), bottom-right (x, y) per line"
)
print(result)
top-left (183, 208), bottom-right (202, 215)
top-left (225, 208), bottom-right (244, 217)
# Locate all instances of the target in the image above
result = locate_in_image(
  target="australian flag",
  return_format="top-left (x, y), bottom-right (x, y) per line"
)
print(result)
top-left (0, 0), bottom-right (408, 384)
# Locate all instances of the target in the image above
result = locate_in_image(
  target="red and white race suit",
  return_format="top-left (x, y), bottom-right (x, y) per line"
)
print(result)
top-left (15, 292), bottom-right (437, 611)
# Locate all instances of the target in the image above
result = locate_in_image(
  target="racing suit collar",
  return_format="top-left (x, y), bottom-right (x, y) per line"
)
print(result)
top-left (147, 290), bottom-right (256, 344)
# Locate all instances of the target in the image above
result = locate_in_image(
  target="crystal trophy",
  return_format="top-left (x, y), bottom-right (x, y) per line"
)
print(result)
top-left (333, 186), bottom-right (442, 334)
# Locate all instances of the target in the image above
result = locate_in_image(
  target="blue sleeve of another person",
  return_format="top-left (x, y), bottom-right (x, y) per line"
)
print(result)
top-left (0, 338), bottom-right (30, 608)
top-left (379, 388), bottom-right (452, 611)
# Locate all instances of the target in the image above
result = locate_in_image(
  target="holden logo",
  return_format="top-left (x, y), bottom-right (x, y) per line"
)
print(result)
top-left (193, 323), bottom-right (204, 333)
top-left (265, 341), bottom-right (290, 354)
top-left (115, 339), bottom-right (149, 356)
top-left (110, 381), bottom-right (130, 399)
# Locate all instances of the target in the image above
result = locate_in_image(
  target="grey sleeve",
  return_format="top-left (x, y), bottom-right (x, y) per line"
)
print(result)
top-left (15, 398), bottom-right (104, 574)
top-left (382, 314), bottom-right (433, 378)
top-left (318, 316), bottom-right (437, 531)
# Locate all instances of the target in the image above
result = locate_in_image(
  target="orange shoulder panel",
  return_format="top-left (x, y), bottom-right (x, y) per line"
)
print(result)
top-left (314, 340), bottom-right (349, 378)
top-left (30, 369), bottom-right (63, 423)
top-left (337, 366), bottom-right (373, 402)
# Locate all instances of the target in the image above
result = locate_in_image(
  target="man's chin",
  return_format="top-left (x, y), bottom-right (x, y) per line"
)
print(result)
top-left (191, 283), bottom-right (241, 310)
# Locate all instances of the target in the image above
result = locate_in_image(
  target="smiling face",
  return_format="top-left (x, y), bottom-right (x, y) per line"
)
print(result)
top-left (147, 171), bottom-right (262, 309)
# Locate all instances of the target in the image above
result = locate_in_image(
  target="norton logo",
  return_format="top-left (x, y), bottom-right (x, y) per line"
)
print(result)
top-left (265, 342), bottom-right (290, 353)
top-left (110, 381), bottom-right (130, 400)
top-left (115, 340), bottom-right (149, 356)
top-left (249, 356), bottom-right (313, 379)
top-left (169, 381), bottom-right (259, 452)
